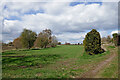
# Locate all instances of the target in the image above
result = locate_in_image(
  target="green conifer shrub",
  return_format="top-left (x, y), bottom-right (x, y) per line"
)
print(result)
top-left (83, 29), bottom-right (105, 55)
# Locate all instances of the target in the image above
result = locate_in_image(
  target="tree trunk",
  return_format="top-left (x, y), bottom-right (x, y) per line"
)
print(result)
top-left (45, 45), bottom-right (46, 48)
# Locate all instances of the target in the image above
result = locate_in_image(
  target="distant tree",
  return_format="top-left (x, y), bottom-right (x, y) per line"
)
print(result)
top-left (43, 29), bottom-right (52, 44)
top-left (102, 36), bottom-right (112, 44)
top-left (34, 29), bottom-right (58, 48)
top-left (83, 29), bottom-right (104, 55)
top-left (101, 37), bottom-right (107, 44)
top-left (34, 32), bottom-right (49, 48)
top-left (8, 42), bottom-right (14, 46)
top-left (2, 43), bottom-right (7, 47)
top-left (106, 35), bottom-right (112, 43)
top-left (80, 43), bottom-right (83, 45)
top-left (13, 37), bottom-right (22, 49)
top-left (112, 33), bottom-right (120, 46)
top-left (51, 36), bottom-right (58, 47)
top-left (58, 42), bottom-right (61, 45)
top-left (112, 33), bottom-right (118, 46)
top-left (20, 29), bottom-right (37, 49)
top-left (65, 42), bottom-right (70, 45)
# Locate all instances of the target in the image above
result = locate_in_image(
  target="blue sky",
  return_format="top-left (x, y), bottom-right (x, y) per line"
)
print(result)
top-left (70, 2), bottom-right (102, 6)
top-left (1, 1), bottom-right (118, 43)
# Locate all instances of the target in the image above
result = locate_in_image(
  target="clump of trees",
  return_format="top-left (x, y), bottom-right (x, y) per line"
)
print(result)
top-left (101, 36), bottom-right (112, 44)
top-left (12, 29), bottom-right (58, 49)
top-left (7, 42), bottom-right (14, 46)
top-left (50, 36), bottom-right (58, 47)
top-left (13, 37), bottom-right (22, 49)
top-left (58, 42), bottom-right (61, 45)
top-left (20, 29), bottom-right (37, 49)
top-left (83, 29), bottom-right (104, 55)
top-left (112, 33), bottom-right (120, 46)
top-left (34, 29), bottom-right (58, 48)
top-left (65, 42), bottom-right (70, 45)
top-left (101, 33), bottom-right (120, 46)
top-left (106, 36), bottom-right (112, 43)
top-left (2, 42), bottom-right (14, 50)
top-left (34, 32), bottom-right (48, 48)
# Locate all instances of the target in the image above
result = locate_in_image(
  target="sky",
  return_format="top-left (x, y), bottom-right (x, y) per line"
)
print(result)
top-left (0, 0), bottom-right (119, 44)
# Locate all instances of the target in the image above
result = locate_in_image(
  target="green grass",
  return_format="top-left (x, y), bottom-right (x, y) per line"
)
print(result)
top-left (101, 57), bottom-right (118, 78)
top-left (95, 46), bottom-right (118, 78)
top-left (95, 55), bottom-right (118, 78)
top-left (2, 45), bottom-right (114, 78)
top-left (108, 46), bottom-right (115, 48)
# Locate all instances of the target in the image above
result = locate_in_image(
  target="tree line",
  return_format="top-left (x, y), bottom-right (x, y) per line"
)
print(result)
top-left (101, 33), bottom-right (120, 46)
top-left (2, 28), bottom-right (120, 55)
top-left (112, 33), bottom-right (120, 46)
top-left (13, 29), bottom-right (58, 49)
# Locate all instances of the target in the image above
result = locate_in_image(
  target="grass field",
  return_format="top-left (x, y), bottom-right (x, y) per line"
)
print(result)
top-left (2, 45), bottom-right (118, 78)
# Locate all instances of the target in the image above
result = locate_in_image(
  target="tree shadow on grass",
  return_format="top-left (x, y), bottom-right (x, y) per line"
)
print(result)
top-left (2, 52), bottom-right (16, 55)
top-left (2, 54), bottom-right (61, 70)
top-left (81, 50), bottom-right (110, 59)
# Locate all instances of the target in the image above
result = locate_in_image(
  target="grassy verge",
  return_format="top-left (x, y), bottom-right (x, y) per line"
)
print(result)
top-left (108, 46), bottom-right (115, 49)
top-left (95, 55), bottom-right (118, 78)
top-left (94, 46), bottom-right (118, 78)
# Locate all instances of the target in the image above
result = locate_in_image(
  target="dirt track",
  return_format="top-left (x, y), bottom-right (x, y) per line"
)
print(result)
top-left (80, 45), bottom-right (117, 78)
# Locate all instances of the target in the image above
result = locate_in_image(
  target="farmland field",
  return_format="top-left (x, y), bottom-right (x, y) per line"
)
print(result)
top-left (2, 45), bottom-right (118, 78)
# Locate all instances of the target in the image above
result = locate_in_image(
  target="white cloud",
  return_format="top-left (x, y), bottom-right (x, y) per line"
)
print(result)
top-left (3, 2), bottom-right (45, 18)
top-left (2, 2), bottom-right (118, 43)
top-left (111, 30), bottom-right (120, 35)
top-left (99, 30), bottom-right (109, 38)
top-left (56, 32), bottom-right (86, 43)
top-left (0, 1), bottom-right (4, 42)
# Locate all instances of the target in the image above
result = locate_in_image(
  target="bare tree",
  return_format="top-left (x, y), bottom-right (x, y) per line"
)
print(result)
top-left (13, 37), bottom-right (22, 49)
top-left (51, 36), bottom-right (58, 47)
